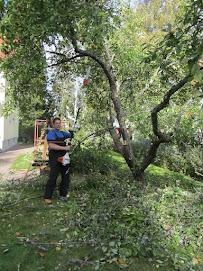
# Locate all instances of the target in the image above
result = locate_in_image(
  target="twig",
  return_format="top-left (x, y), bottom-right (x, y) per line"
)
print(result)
top-left (69, 259), bottom-right (96, 266)
top-left (4, 195), bottom-right (43, 207)
top-left (27, 241), bottom-right (94, 246)
top-left (26, 239), bottom-right (48, 252)
top-left (55, 263), bottom-right (61, 271)
top-left (85, 246), bottom-right (101, 261)
top-left (0, 205), bottom-right (56, 217)
top-left (148, 208), bottom-right (155, 231)
top-left (162, 244), bottom-right (173, 259)
top-left (74, 128), bottom-right (109, 149)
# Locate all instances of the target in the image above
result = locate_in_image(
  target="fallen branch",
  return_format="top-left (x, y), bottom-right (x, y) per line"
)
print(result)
top-left (4, 195), bottom-right (43, 207)
top-left (69, 259), bottom-right (96, 266)
top-left (26, 239), bottom-right (48, 252)
top-left (0, 204), bottom-right (56, 217)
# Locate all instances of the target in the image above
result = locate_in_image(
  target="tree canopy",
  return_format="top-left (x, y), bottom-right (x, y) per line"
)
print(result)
top-left (0, 0), bottom-right (202, 183)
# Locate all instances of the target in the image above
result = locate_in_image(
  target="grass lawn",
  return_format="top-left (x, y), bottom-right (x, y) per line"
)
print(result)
top-left (11, 153), bottom-right (33, 169)
top-left (0, 151), bottom-right (202, 271)
top-left (0, 177), bottom-right (177, 271)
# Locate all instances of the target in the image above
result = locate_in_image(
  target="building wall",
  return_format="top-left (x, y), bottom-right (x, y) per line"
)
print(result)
top-left (0, 72), bottom-right (18, 152)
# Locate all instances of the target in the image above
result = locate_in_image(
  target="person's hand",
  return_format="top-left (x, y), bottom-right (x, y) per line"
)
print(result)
top-left (69, 130), bottom-right (75, 138)
top-left (64, 145), bottom-right (72, 151)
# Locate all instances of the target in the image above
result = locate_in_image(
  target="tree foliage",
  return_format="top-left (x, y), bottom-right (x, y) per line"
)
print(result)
top-left (0, 0), bottom-right (202, 183)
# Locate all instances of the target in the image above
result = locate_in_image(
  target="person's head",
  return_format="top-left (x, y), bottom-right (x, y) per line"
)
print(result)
top-left (53, 117), bottom-right (61, 131)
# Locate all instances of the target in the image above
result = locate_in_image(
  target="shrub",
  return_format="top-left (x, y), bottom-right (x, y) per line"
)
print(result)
top-left (154, 144), bottom-right (202, 181)
top-left (70, 147), bottom-right (120, 174)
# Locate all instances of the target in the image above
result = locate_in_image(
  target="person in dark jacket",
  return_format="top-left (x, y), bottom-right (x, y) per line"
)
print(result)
top-left (44, 117), bottom-right (73, 204)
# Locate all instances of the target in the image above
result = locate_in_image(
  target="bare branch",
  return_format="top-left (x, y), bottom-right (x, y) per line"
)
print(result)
top-left (26, 239), bottom-right (48, 252)
top-left (46, 51), bottom-right (67, 57)
top-left (104, 39), bottom-right (115, 69)
top-left (135, 51), bottom-right (173, 101)
top-left (174, 97), bottom-right (194, 133)
top-left (74, 129), bottom-right (109, 150)
top-left (135, 67), bottom-right (160, 100)
top-left (141, 74), bottom-right (193, 173)
top-left (47, 54), bottom-right (81, 68)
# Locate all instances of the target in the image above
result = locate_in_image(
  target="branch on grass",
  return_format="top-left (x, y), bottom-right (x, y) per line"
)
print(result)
top-left (85, 246), bottom-right (101, 261)
top-left (148, 208), bottom-right (155, 232)
top-left (69, 259), bottom-right (96, 266)
top-left (27, 241), bottom-right (93, 246)
top-left (0, 205), bottom-right (57, 217)
top-left (162, 244), bottom-right (173, 259)
top-left (26, 239), bottom-right (48, 252)
top-left (4, 195), bottom-right (43, 207)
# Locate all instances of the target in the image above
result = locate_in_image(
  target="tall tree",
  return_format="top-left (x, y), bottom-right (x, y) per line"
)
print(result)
top-left (0, 0), bottom-right (202, 184)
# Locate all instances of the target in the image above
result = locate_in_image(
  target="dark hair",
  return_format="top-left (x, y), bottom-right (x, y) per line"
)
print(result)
top-left (53, 117), bottom-right (61, 124)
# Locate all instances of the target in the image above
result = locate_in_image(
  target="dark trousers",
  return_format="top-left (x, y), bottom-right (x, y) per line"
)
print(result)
top-left (44, 151), bottom-right (69, 199)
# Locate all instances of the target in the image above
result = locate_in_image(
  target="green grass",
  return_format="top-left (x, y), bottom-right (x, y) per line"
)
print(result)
top-left (0, 150), bottom-right (202, 271)
top-left (11, 153), bottom-right (33, 169)
top-left (146, 164), bottom-right (202, 190)
top-left (0, 178), bottom-right (177, 271)
top-left (11, 150), bottom-right (45, 170)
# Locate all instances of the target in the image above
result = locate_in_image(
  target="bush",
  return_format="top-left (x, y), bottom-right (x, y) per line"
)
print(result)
top-left (154, 144), bottom-right (202, 181)
top-left (70, 147), bottom-right (120, 174)
top-left (154, 144), bottom-right (185, 173)
top-left (130, 137), bottom-right (151, 165)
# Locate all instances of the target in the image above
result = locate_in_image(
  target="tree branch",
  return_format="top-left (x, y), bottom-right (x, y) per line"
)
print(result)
top-left (135, 67), bottom-right (160, 100)
top-left (151, 73), bottom-right (191, 139)
top-left (73, 129), bottom-right (111, 150)
top-left (46, 51), bottom-right (67, 57)
top-left (104, 39), bottom-right (115, 70)
top-left (47, 54), bottom-right (81, 67)
top-left (135, 51), bottom-right (173, 101)
top-left (141, 73), bottom-right (192, 173)
top-left (173, 97), bottom-right (194, 134)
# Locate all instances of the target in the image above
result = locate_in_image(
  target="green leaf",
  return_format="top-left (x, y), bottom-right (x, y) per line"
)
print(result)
top-left (102, 246), bottom-right (107, 252)
top-left (194, 70), bottom-right (203, 82)
top-left (59, 228), bottom-right (69, 232)
top-left (109, 241), bottom-right (115, 247)
top-left (191, 64), bottom-right (200, 74)
top-left (157, 260), bottom-right (164, 264)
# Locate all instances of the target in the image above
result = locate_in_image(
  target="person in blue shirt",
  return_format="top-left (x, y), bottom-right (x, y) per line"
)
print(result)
top-left (44, 117), bottom-right (74, 204)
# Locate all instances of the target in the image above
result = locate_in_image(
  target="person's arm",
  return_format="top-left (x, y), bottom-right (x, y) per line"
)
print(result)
top-left (48, 143), bottom-right (72, 151)
top-left (63, 131), bottom-right (74, 139)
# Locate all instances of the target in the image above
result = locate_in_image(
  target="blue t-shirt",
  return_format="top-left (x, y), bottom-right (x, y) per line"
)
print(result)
top-left (47, 130), bottom-right (71, 150)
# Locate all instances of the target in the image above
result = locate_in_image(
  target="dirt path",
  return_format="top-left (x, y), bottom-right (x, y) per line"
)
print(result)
top-left (0, 144), bottom-right (39, 182)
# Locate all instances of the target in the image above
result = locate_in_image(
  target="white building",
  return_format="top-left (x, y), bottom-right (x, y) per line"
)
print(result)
top-left (0, 39), bottom-right (19, 152)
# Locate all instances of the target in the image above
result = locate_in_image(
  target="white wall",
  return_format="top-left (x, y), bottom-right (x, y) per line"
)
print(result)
top-left (0, 72), bottom-right (18, 152)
